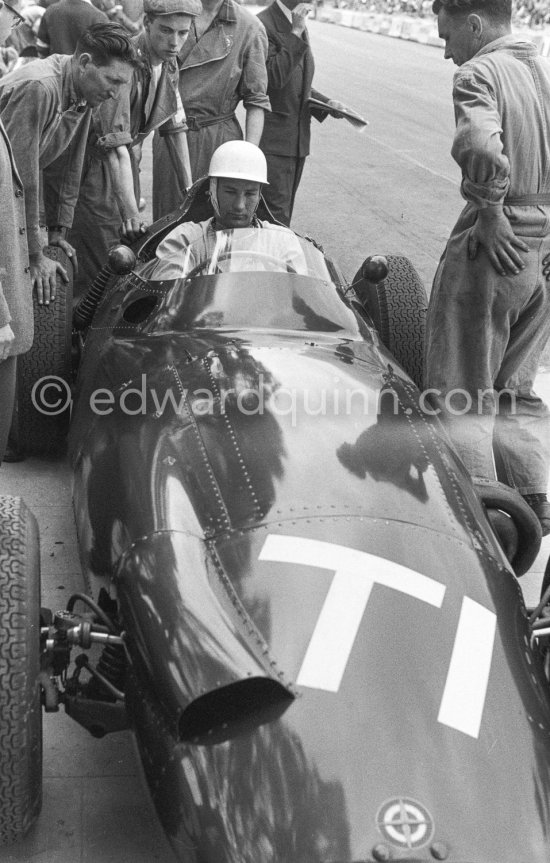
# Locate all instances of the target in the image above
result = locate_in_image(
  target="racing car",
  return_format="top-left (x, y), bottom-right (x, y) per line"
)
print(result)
top-left (2, 179), bottom-right (550, 862)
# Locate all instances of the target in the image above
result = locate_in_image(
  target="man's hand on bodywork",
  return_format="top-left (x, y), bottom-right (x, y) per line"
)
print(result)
top-left (468, 206), bottom-right (528, 276)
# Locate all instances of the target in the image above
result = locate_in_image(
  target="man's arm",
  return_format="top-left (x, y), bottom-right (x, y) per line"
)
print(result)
top-left (245, 105), bottom-right (264, 145)
top-left (260, 14), bottom-right (308, 90)
top-left (239, 20), bottom-right (271, 132)
top-left (451, 69), bottom-right (528, 276)
top-left (90, 86), bottom-right (144, 241)
top-left (104, 145), bottom-right (145, 242)
top-left (43, 113), bottom-right (95, 282)
top-left (0, 80), bottom-right (68, 304)
top-left (43, 112), bottom-right (91, 238)
top-left (163, 130), bottom-right (193, 195)
top-left (158, 102), bottom-right (193, 193)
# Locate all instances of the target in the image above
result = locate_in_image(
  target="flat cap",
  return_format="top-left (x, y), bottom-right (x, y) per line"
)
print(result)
top-left (143, 0), bottom-right (201, 15)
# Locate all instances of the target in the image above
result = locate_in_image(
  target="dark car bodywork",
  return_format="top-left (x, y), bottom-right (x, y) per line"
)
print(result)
top-left (35, 185), bottom-right (550, 862)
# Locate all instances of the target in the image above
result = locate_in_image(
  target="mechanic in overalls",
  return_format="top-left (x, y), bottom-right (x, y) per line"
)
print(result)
top-left (65, 0), bottom-right (201, 299)
top-left (151, 0), bottom-right (270, 220)
top-left (425, 0), bottom-right (550, 535)
top-left (0, 22), bottom-right (136, 305)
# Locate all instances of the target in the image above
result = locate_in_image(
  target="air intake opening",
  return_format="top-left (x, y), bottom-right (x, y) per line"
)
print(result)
top-left (179, 677), bottom-right (294, 745)
top-left (123, 295), bottom-right (159, 324)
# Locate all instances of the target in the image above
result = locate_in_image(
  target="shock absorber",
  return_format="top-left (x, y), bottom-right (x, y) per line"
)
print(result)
top-left (74, 244), bottom-right (141, 330)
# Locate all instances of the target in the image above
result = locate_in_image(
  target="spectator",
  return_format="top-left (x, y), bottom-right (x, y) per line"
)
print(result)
top-left (258, 0), bottom-right (344, 225)
top-left (0, 0), bottom-right (33, 463)
top-left (0, 22), bottom-right (137, 305)
top-left (118, 0), bottom-right (144, 24)
top-left (36, 0), bottom-right (109, 57)
top-left (151, 0), bottom-right (270, 219)
top-left (425, 0), bottom-right (550, 535)
top-left (6, 0), bottom-right (42, 55)
top-left (12, 43), bottom-right (39, 68)
top-left (67, 0), bottom-right (201, 299)
top-left (92, 0), bottom-right (141, 33)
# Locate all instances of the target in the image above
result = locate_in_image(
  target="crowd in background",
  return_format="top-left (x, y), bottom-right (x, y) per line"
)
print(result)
top-left (0, 0), bottom-right (142, 76)
top-left (1, 0), bottom-right (547, 77)
top-left (330, 0), bottom-right (550, 28)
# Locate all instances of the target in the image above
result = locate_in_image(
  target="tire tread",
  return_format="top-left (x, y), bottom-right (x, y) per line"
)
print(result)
top-left (13, 246), bottom-right (73, 455)
top-left (0, 496), bottom-right (42, 845)
top-left (375, 254), bottom-right (427, 389)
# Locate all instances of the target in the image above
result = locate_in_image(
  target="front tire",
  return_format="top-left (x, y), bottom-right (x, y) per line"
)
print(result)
top-left (0, 496), bottom-right (42, 845)
top-left (354, 254), bottom-right (427, 388)
top-left (12, 246), bottom-right (74, 456)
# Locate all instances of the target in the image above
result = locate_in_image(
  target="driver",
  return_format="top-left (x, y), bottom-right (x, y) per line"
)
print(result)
top-left (155, 140), bottom-right (308, 277)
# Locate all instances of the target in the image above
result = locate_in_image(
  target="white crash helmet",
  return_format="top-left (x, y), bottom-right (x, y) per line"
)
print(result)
top-left (208, 140), bottom-right (268, 184)
top-left (208, 141), bottom-right (268, 221)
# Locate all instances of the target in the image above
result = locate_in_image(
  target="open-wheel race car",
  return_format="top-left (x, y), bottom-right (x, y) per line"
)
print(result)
top-left (2, 179), bottom-right (550, 862)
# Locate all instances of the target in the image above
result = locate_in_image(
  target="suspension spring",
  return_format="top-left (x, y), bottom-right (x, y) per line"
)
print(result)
top-left (73, 264), bottom-right (115, 330)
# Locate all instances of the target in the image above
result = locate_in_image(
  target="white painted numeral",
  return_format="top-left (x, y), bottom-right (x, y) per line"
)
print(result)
top-left (437, 597), bottom-right (496, 738)
top-left (260, 535), bottom-right (446, 691)
top-left (259, 535), bottom-right (496, 739)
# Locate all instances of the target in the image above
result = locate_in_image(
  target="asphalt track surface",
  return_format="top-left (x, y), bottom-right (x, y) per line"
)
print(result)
top-left (1, 19), bottom-right (549, 863)
top-left (289, 21), bottom-right (460, 287)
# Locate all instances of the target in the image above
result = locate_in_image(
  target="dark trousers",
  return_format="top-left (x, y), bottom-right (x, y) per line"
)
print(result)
top-left (262, 155), bottom-right (306, 226)
top-left (0, 356), bottom-right (16, 464)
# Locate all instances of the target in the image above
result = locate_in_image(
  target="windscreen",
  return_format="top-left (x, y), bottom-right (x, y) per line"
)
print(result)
top-left (138, 226), bottom-right (342, 285)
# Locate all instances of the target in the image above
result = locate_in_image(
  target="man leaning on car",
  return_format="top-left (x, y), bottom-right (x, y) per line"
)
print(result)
top-left (425, 0), bottom-right (550, 535)
top-left (0, 22), bottom-right (137, 463)
top-left (0, 22), bottom-right (137, 307)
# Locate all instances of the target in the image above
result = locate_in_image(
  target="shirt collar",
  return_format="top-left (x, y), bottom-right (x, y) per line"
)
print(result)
top-left (210, 215), bottom-right (262, 232)
top-left (64, 55), bottom-right (88, 111)
top-left (135, 31), bottom-right (155, 68)
top-left (474, 34), bottom-right (537, 59)
top-left (276, 0), bottom-right (293, 23)
top-left (215, 0), bottom-right (237, 24)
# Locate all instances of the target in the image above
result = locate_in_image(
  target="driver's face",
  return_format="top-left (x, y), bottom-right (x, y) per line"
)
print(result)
top-left (215, 178), bottom-right (261, 229)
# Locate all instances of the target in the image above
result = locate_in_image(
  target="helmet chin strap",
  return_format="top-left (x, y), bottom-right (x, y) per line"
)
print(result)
top-left (209, 177), bottom-right (221, 220)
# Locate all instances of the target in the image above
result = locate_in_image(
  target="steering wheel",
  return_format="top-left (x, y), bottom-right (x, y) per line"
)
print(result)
top-left (184, 250), bottom-right (298, 281)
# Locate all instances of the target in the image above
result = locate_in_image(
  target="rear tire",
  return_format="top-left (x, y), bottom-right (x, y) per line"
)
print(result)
top-left (354, 254), bottom-right (427, 388)
top-left (0, 496), bottom-right (42, 845)
top-left (12, 246), bottom-right (73, 455)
